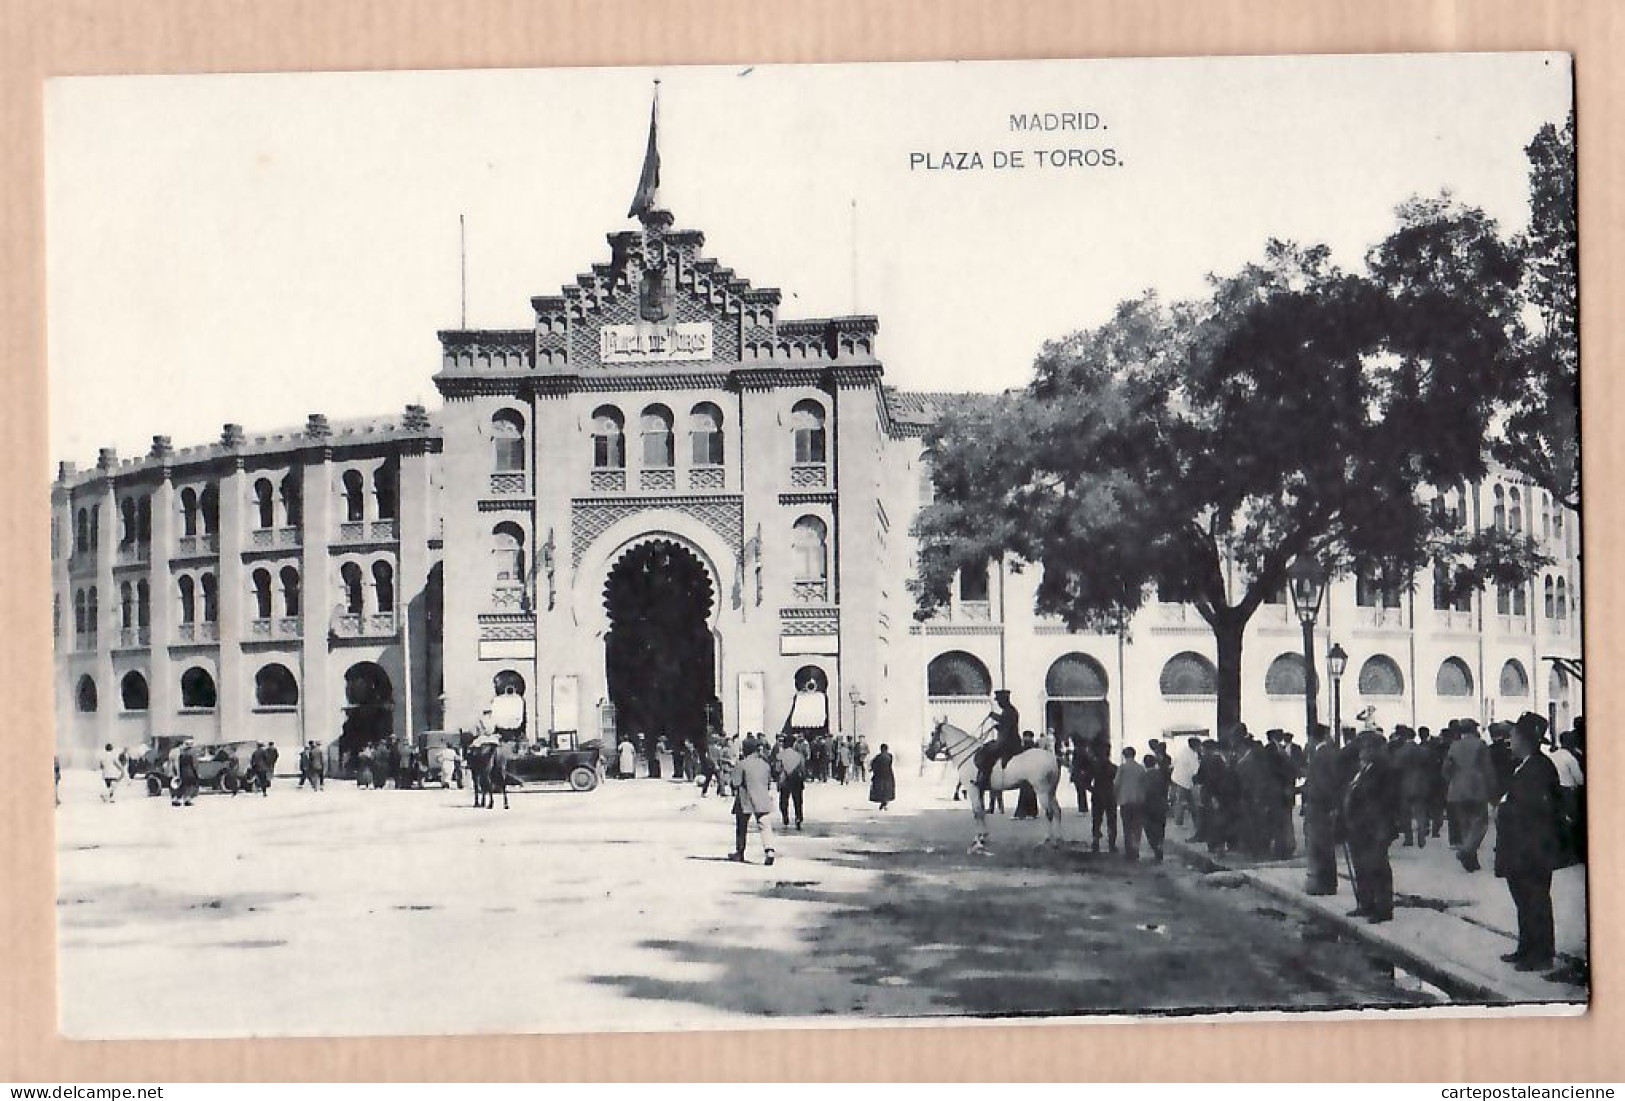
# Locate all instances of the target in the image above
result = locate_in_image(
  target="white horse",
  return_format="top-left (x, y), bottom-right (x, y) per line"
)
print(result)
top-left (925, 718), bottom-right (1064, 855)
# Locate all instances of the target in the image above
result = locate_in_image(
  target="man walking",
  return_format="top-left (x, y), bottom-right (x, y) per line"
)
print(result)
top-left (1115, 747), bottom-right (1148, 861)
top-left (265, 741), bottom-right (280, 789)
top-left (97, 742), bottom-right (126, 802)
top-left (1142, 748), bottom-right (1171, 862)
top-left (1343, 732), bottom-right (1398, 923)
top-left (173, 739), bottom-right (200, 807)
top-left (1494, 714), bottom-right (1563, 971)
top-left (1392, 726), bottom-right (1431, 848)
top-left (775, 734), bottom-right (807, 830)
top-left (250, 742), bottom-right (272, 796)
top-left (1089, 741), bottom-right (1118, 854)
top-left (1169, 736), bottom-right (1199, 833)
top-left (1302, 724), bottom-right (1342, 895)
top-left (728, 736), bottom-right (776, 866)
top-left (1444, 717), bottom-right (1495, 872)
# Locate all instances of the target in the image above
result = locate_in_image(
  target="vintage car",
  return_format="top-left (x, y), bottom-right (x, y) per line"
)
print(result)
top-left (132, 738), bottom-right (260, 796)
top-left (498, 733), bottom-right (603, 792)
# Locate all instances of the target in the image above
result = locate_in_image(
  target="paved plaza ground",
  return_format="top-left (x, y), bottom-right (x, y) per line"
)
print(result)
top-left (54, 764), bottom-right (1565, 1039)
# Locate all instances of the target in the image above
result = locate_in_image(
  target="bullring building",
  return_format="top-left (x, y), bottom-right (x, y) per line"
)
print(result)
top-left (50, 114), bottom-right (1584, 768)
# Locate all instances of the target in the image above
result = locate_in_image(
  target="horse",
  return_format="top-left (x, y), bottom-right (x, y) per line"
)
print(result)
top-left (925, 718), bottom-right (1063, 855)
top-left (466, 739), bottom-right (510, 810)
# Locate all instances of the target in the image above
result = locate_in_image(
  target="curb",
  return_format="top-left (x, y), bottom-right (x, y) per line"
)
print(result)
top-left (1165, 838), bottom-right (1578, 1004)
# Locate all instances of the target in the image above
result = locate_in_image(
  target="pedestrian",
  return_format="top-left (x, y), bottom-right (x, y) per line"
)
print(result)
top-left (853, 736), bottom-right (869, 782)
top-left (775, 734), bottom-right (807, 830)
top-left (1069, 736), bottom-right (1091, 815)
top-left (97, 742), bottom-right (126, 802)
top-left (647, 733), bottom-right (665, 780)
top-left (1234, 729), bottom-right (1274, 858)
top-left (438, 743), bottom-right (458, 789)
top-left (265, 741), bottom-right (280, 788)
top-left (727, 736), bottom-right (776, 866)
top-left (1548, 728), bottom-right (1585, 866)
top-left (1420, 725), bottom-right (1449, 840)
top-left (835, 736), bottom-right (853, 785)
top-left (250, 742), bottom-right (272, 796)
top-left (697, 738), bottom-right (719, 796)
top-left (868, 743), bottom-right (896, 811)
top-left (1264, 729), bottom-right (1298, 858)
top-left (1494, 714), bottom-right (1564, 972)
top-left (1444, 718), bottom-right (1496, 872)
top-left (1142, 749), bottom-right (1171, 862)
top-left (1114, 747), bottom-right (1147, 860)
top-left (1014, 731), bottom-right (1040, 819)
top-left (386, 738), bottom-right (402, 790)
top-left (173, 739), bottom-right (200, 807)
top-left (1301, 723), bottom-right (1341, 895)
top-left (308, 742), bottom-right (326, 791)
top-left (1488, 721), bottom-right (1516, 803)
top-left (616, 736), bottom-right (636, 780)
top-left (1392, 725), bottom-right (1432, 848)
top-left (1196, 738), bottom-right (1234, 854)
top-left (1089, 741), bottom-right (1118, 853)
top-left (356, 744), bottom-right (375, 789)
top-left (672, 737), bottom-right (687, 782)
top-left (1343, 731), bottom-right (1398, 923)
top-left (1169, 736), bottom-right (1199, 832)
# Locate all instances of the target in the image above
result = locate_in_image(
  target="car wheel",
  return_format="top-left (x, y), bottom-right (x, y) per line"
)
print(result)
top-left (569, 766), bottom-right (598, 793)
top-left (146, 775), bottom-right (163, 797)
top-left (220, 772), bottom-right (239, 794)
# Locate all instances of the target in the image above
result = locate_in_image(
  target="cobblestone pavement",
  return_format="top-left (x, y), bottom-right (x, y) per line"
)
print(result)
top-left (58, 770), bottom-right (1465, 1038)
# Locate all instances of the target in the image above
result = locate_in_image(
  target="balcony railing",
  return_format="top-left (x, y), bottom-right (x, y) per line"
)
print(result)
top-left (958, 600), bottom-right (992, 622)
top-left (370, 519), bottom-right (398, 541)
top-left (689, 466), bottom-right (725, 491)
top-left (790, 464), bottom-right (828, 488)
top-left (331, 611), bottom-right (397, 639)
top-left (1354, 605), bottom-right (1406, 630)
top-left (792, 579), bottom-right (828, 604)
top-left (115, 543), bottom-right (152, 565)
top-left (490, 582), bottom-right (528, 612)
top-left (639, 468), bottom-right (676, 493)
top-left (250, 618), bottom-right (273, 638)
top-left (177, 533), bottom-right (219, 557)
top-left (75, 633), bottom-right (97, 652)
top-left (590, 469), bottom-right (626, 493)
top-left (116, 625), bottom-right (151, 648)
top-left (489, 472), bottom-right (527, 495)
top-left (277, 615), bottom-right (303, 639)
top-left (1431, 607), bottom-right (1476, 632)
top-left (248, 526), bottom-right (302, 550)
top-left (198, 621), bottom-right (219, 642)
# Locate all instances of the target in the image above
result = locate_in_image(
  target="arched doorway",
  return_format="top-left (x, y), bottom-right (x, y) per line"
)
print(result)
top-left (1044, 652), bottom-right (1110, 751)
top-left (603, 539), bottom-right (716, 755)
top-left (340, 661), bottom-right (393, 760)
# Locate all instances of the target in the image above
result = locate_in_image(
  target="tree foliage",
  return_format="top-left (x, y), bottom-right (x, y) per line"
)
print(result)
top-left (913, 198), bottom-right (1550, 733)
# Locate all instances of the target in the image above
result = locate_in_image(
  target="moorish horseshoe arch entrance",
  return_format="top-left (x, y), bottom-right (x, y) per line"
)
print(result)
top-left (598, 533), bottom-right (723, 750)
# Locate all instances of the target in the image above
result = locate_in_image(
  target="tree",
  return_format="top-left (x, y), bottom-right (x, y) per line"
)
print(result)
top-left (1493, 111), bottom-right (1579, 512)
top-left (913, 201), bottom-right (1547, 734)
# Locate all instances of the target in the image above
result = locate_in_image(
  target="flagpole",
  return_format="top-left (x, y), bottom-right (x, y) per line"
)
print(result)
top-left (459, 213), bottom-right (467, 328)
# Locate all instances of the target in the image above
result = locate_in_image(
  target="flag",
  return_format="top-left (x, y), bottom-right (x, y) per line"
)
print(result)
top-left (627, 88), bottom-right (662, 221)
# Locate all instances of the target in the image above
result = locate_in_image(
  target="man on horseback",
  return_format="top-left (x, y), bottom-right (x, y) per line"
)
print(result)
top-left (975, 689), bottom-right (1023, 794)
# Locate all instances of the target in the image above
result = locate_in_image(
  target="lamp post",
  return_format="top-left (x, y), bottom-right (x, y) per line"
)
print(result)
top-left (848, 685), bottom-right (865, 740)
top-left (1287, 556), bottom-right (1328, 740)
top-left (1326, 642), bottom-right (1349, 742)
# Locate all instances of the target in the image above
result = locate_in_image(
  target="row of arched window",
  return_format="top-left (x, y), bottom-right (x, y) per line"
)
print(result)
top-left (923, 649), bottom-right (1538, 702)
top-left (573, 399), bottom-right (826, 473)
top-left (253, 474), bottom-right (303, 530)
top-left (339, 559), bottom-right (394, 615)
top-left (1542, 575), bottom-right (1572, 621)
top-left (75, 663), bottom-right (300, 714)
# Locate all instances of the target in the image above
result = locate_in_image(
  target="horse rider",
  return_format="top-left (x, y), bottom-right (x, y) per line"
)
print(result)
top-left (975, 688), bottom-right (1023, 793)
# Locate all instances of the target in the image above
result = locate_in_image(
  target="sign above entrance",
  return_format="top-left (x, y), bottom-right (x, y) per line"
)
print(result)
top-left (600, 321), bottom-right (712, 364)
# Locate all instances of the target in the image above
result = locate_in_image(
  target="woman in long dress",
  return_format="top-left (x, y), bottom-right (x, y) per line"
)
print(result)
top-left (868, 743), bottom-right (896, 811)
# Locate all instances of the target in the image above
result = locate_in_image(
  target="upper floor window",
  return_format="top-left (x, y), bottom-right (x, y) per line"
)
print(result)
top-left (592, 406), bottom-right (626, 470)
top-left (340, 562), bottom-right (364, 614)
top-left (342, 470), bottom-right (365, 522)
top-left (119, 581), bottom-right (134, 628)
top-left (137, 495), bottom-right (151, 544)
top-left (136, 579), bottom-right (150, 627)
top-left (689, 402), bottom-right (724, 466)
top-left (1492, 485), bottom-right (1506, 531)
top-left (253, 568), bottom-right (274, 620)
top-left (74, 508), bottom-right (90, 553)
top-left (1355, 565), bottom-right (1401, 609)
top-left (791, 516), bottom-right (828, 582)
top-left (254, 479), bottom-right (276, 530)
top-left (1432, 560), bottom-right (1471, 612)
top-left (1556, 577), bottom-right (1569, 621)
top-left (177, 575), bottom-right (196, 624)
top-left (1496, 581), bottom-right (1527, 617)
top-left (372, 560), bottom-right (395, 611)
top-left (640, 405), bottom-right (674, 468)
top-left (200, 572), bottom-right (219, 623)
top-left (199, 484), bottom-right (219, 536)
top-left (1508, 486), bottom-right (1523, 533)
top-left (492, 522), bottom-right (526, 582)
top-left (958, 563), bottom-right (990, 603)
top-left (180, 488), bottom-right (199, 537)
top-left (279, 566), bottom-right (301, 617)
top-left (1543, 575), bottom-right (1556, 619)
top-left (120, 497), bottom-right (138, 545)
top-left (792, 400), bottom-right (827, 464)
top-left (373, 462), bottom-right (398, 520)
top-left (491, 410), bottom-right (526, 472)
top-left (280, 473), bottom-right (303, 528)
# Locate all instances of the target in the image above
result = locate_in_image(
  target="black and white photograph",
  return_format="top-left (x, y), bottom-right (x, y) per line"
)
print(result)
top-left (45, 53), bottom-right (1584, 1039)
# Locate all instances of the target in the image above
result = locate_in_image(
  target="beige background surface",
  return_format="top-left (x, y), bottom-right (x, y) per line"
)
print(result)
top-left (0, 0), bottom-right (1619, 1082)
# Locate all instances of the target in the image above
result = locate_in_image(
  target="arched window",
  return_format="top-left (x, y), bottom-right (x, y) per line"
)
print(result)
top-left (1496, 583), bottom-right (1511, 616)
top-left (1358, 655), bottom-right (1405, 697)
top-left (1265, 653), bottom-right (1307, 695)
top-left (120, 497), bottom-right (137, 546)
top-left (136, 580), bottom-right (150, 627)
top-left (1508, 487), bottom-right (1523, 533)
top-left (179, 489), bottom-right (199, 537)
top-left (340, 562), bottom-right (364, 614)
top-left (86, 587), bottom-right (98, 636)
top-left (1436, 658), bottom-right (1474, 697)
top-left (279, 566), bottom-right (301, 617)
top-left (73, 589), bottom-right (86, 638)
top-left (181, 666), bottom-right (216, 709)
top-left (120, 670), bottom-right (149, 712)
top-left (200, 573), bottom-right (218, 622)
top-left (75, 675), bottom-right (97, 713)
top-left (1541, 494), bottom-right (1552, 540)
top-left (372, 560), bottom-right (395, 611)
top-left (199, 484), bottom-right (219, 535)
top-left (177, 576), bottom-right (195, 624)
top-left (90, 504), bottom-right (100, 548)
top-left (279, 473), bottom-right (302, 528)
top-left (1543, 575), bottom-right (1556, 619)
top-left (1513, 582), bottom-right (1527, 616)
top-left (255, 663), bottom-right (299, 707)
top-left (492, 522), bottom-right (526, 582)
top-left (640, 404), bottom-right (674, 468)
top-left (373, 463), bottom-right (398, 520)
top-left (791, 516), bottom-right (828, 581)
top-left (252, 568), bottom-right (274, 620)
top-left (1499, 659), bottom-right (1530, 697)
top-left (689, 402), bottom-right (724, 466)
top-left (1160, 652), bottom-right (1218, 697)
top-left (927, 651), bottom-right (992, 697)
top-left (1045, 653), bottom-right (1108, 699)
top-left (1556, 577), bottom-right (1568, 620)
top-left (137, 495), bottom-right (151, 544)
top-left (491, 409), bottom-right (526, 472)
top-left (119, 581), bottom-right (134, 628)
top-left (791, 400), bottom-right (827, 465)
top-left (1492, 485), bottom-right (1506, 531)
top-left (592, 406), bottom-right (626, 469)
top-left (958, 564), bottom-right (990, 603)
top-left (492, 670), bottom-right (526, 697)
top-left (342, 470), bottom-right (365, 522)
top-left (74, 507), bottom-right (89, 553)
top-left (254, 478), bottom-right (275, 530)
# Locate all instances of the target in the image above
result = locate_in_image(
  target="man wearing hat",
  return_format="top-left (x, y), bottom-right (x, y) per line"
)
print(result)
top-left (1343, 731), bottom-right (1398, 922)
top-left (727, 736), bottom-right (776, 866)
top-left (1391, 725), bottom-right (1432, 848)
top-left (1494, 714), bottom-right (1563, 970)
top-left (1302, 723), bottom-right (1342, 895)
top-left (1444, 718), bottom-right (1495, 872)
top-left (1488, 721), bottom-right (1517, 804)
top-left (975, 688), bottom-right (1023, 795)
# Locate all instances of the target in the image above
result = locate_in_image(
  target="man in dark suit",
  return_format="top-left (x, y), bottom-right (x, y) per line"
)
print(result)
top-left (1089, 741), bottom-right (1118, 853)
top-left (1343, 732), bottom-right (1399, 923)
top-left (1302, 724), bottom-right (1342, 895)
top-left (1495, 713), bottom-right (1564, 971)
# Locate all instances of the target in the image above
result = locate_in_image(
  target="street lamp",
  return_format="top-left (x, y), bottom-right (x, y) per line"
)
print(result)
top-left (1326, 642), bottom-right (1349, 742)
top-left (848, 685), bottom-right (866, 740)
top-left (1287, 556), bottom-right (1328, 740)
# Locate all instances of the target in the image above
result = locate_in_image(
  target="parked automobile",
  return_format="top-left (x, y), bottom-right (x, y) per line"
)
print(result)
top-left (132, 738), bottom-right (260, 796)
top-left (474, 730), bottom-right (602, 792)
